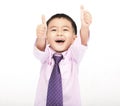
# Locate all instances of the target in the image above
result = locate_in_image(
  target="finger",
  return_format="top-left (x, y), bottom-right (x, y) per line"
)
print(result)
top-left (80, 5), bottom-right (84, 12)
top-left (41, 15), bottom-right (46, 25)
top-left (80, 5), bottom-right (84, 20)
top-left (80, 5), bottom-right (84, 13)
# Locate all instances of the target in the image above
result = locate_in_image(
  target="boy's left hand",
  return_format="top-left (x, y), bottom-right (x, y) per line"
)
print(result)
top-left (80, 5), bottom-right (92, 27)
top-left (80, 5), bottom-right (92, 46)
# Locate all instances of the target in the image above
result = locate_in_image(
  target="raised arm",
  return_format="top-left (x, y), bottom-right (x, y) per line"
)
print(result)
top-left (35, 15), bottom-right (47, 51)
top-left (80, 5), bottom-right (92, 46)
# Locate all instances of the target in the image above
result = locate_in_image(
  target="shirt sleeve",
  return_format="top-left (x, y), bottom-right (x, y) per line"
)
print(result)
top-left (70, 35), bottom-right (87, 63)
top-left (33, 45), bottom-right (49, 64)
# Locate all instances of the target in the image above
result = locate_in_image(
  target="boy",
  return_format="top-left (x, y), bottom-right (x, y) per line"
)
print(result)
top-left (34, 6), bottom-right (92, 106)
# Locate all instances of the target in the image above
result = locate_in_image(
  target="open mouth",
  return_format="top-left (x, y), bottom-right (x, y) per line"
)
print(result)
top-left (55, 40), bottom-right (65, 43)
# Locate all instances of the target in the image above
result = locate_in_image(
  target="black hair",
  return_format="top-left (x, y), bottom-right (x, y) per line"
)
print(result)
top-left (47, 13), bottom-right (77, 35)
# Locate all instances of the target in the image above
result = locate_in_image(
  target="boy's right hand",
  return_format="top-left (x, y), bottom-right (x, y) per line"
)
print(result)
top-left (36, 15), bottom-right (47, 39)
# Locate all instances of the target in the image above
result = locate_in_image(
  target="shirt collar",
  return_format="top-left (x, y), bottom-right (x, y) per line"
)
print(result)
top-left (47, 45), bottom-right (71, 65)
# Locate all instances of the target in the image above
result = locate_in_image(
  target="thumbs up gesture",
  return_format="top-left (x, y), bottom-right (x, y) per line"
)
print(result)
top-left (80, 5), bottom-right (92, 27)
top-left (35, 15), bottom-right (47, 51)
top-left (36, 15), bottom-right (47, 39)
top-left (80, 5), bottom-right (92, 46)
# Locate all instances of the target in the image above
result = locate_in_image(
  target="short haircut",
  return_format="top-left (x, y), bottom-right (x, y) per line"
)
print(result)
top-left (47, 13), bottom-right (77, 35)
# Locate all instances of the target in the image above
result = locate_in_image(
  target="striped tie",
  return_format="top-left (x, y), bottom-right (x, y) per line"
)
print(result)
top-left (46, 54), bottom-right (63, 106)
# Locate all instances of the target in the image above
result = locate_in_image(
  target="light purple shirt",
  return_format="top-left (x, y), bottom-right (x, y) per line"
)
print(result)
top-left (34, 36), bottom-right (87, 106)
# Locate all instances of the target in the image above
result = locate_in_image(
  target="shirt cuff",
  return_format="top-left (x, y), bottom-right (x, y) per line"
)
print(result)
top-left (33, 45), bottom-right (48, 63)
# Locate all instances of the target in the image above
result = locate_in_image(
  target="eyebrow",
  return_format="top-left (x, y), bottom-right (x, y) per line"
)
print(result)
top-left (48, 25), bottom-right (71, 29)
top-left (48, 26), bottom-right (56, 29)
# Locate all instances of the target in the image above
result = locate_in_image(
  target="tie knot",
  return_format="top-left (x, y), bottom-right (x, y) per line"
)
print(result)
top-left (53, 54), bottom-right (63, 64)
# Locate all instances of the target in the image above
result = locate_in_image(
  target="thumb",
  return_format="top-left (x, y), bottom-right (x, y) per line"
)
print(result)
top-left (80, 5), bottom-right (84, 20)
top-left (41, 15), bottom-right (46, 25)
top-left (80, 5), bottom-right (84, 11)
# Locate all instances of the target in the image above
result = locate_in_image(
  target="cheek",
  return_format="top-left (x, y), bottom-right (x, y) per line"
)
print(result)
top-left (46, 36), bottom-right (54, 44)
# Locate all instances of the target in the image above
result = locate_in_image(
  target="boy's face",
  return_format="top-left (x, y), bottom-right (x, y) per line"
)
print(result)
top-left (46, 18), bottom-right (76, 53)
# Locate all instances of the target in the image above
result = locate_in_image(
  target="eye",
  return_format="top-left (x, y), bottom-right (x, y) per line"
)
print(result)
top-left (51, 28), bottom-right (57, 31)
top-left (63, 28), bottom-right (68, 31)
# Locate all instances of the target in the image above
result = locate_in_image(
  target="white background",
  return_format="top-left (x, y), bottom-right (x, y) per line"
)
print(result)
top-left (0, 0), bottom-right (120, 106)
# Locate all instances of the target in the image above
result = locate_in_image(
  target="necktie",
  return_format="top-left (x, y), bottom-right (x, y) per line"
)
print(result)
top-left (46, 54), bottom-right (63, 106)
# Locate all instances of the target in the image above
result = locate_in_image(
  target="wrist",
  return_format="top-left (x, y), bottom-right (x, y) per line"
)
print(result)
top-left (81, 25), bottom-right (89, 30)
top-left (36, 37), bottom-right (46, 51)
top-left (80, 26), bottom-right (90, 46)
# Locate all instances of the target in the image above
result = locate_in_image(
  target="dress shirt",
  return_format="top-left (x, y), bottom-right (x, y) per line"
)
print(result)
top-left (34, 36), bottom-right (87, 106)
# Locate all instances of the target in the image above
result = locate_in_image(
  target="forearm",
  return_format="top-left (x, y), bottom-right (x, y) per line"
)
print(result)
top-left (80, 25), bottom-right (89, 46)
top-left (35, 37), bottom-right (46, 51)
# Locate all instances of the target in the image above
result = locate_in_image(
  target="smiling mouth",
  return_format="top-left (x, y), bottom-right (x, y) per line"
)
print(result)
top-left (55, 40), bottom-right (65, 43)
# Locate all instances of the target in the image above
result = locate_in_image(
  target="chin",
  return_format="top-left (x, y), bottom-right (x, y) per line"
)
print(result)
top-left (55, 48), bottom-right (68, 53)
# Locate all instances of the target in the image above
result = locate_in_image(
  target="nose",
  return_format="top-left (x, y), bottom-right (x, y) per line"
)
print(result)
top-left (57, 30), bottom-right (63, 36)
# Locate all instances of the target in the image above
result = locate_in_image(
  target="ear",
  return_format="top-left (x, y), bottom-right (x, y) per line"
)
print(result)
top-left (71, 35), bottom-right (77, 44)
top-left (73, 34), bottom-right (77, 40)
